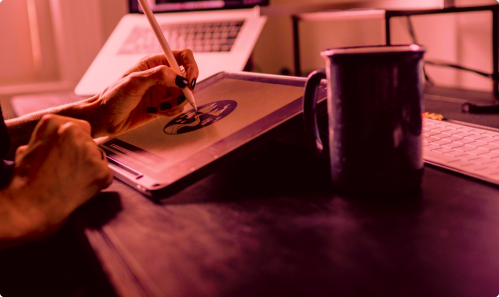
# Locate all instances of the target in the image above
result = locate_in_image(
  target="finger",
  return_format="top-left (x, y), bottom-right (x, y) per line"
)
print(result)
top-left (98, 147), bottom-right (106, 160)
top-left (56, 122), bottom-right (95, 150)
top-left (174, 49), bottom-right (199, 90)
top-left (32, 114), bottom-right (92, 143)
top-left (123, 53), bottom-right (170, 76)
top-left (84, 142), bottom-right (114, 188)
top-left (159, 105), bottom-right (185, 117)
top-left (15, 145), bottom-right (28, 161)
top-left (126, 65), bottom-right (188, 96)
top-left (147, 87), bottom-right (190, 115)
top-left (146, 85), bottom-right (170, 114)
top-left (94, 154), bottom-right (114, 189)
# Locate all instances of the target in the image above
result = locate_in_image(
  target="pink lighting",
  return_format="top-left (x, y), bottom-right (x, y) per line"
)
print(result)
top-left (26, 0), bottom-right (42, 75)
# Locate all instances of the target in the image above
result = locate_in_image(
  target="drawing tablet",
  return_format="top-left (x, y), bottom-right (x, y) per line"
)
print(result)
top-left (97, 72), bottom-right (325, 198)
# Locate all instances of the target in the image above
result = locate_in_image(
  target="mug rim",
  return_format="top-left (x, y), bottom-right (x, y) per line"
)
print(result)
top-left (321, 44), bottom-right (425, 56)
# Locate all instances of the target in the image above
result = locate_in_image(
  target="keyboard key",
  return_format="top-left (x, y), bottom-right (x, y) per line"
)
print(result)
top-left (432, 139), bottom-right (452, 145)
top-left (453, 131), bottom-right (474, 137)
top-left (478, 131), bottom-right (499, 137)
top-left (480, 144), bottom-right (499, 151)
top-left (446, 159), bottom-right (474, 167)
top-left (464, 134), bottom-right (487, 140)
top-left (431, 127), bottom-right (453, 132)
top-left (477, 137), bottom-right (497, 143)
top-left (425, 131), bottom-right (442, 136)
top-left (443, 150), bottom-right (467, 156)
top-left (441, 142), bottom-right (464, 149)
top-left (466, 141), bottom-right (488, 148)
top-left (426, 136), bottom-right (441, 142)
top-left (479, 152), bottom-right (499, 159)
top-left (460, 163), bottom-right (490, 172)
top-left (468, 128), bottom-right (491, 134)
top-left (481, 160), bottom-right (499, 166)
top-left (424, 150), bottom-right (461, 163)
top-left (441, 129), bottom-right (459, 136)
top-left (435, 147), bottom-right (455, 154)
top-left (424, 144), bottom-right (441, 151)
top-left (452, 153), bottom-right (476, 160)
top-left (445, 135), bottom-right (464, 142)
top-left (466, 148), bottom-right (489, 155)
top-left (467, 156), bottom-right (492, 164)
top-left (455, 138), bottom-right (475, 145)
top-left (455, 145), bottom-right (476, 152)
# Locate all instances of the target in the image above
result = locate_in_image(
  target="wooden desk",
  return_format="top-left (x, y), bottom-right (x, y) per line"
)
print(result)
top-left (2, 87), bottom-right (499, 296)
top-left (74, 105), bottom-right (499, 296)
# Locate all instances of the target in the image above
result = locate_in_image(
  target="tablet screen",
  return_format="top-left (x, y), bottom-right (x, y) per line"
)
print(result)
top-left (98, 73), bottom-right (308, 193)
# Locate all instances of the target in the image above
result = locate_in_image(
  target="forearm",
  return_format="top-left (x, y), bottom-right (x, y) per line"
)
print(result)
top-left (4, 96), bottom-right (100, 159)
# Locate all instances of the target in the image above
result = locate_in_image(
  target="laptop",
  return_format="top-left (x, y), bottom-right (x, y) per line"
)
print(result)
top-left (75, 0), bottom-right (268, 96)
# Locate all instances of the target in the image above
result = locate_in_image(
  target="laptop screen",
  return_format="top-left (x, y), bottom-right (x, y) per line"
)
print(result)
top-left (129, 0), bottom-right (269, 13)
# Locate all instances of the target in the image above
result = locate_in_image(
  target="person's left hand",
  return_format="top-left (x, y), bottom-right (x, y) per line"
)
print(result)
top-left (87, 50), bottom-right (199, 137)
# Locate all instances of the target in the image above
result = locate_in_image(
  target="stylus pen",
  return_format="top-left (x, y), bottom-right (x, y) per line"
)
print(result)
top-left (137, 0), bottom-right (197, 111)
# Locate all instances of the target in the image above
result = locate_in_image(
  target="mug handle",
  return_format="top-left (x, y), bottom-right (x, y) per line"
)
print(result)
top-left (303, 69), bottom-right (328, 158)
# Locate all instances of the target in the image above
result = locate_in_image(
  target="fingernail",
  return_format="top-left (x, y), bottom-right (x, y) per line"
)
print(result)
top-left (190, 78), bottom-right (197, 90)
top-left (175, 75), bottom-right (188, 88)
top-left (160, 101), bottom-right (172, 111)
top-left (177, 95), bottom-right (186, 104)
top-left (147, 107), bottom-right (158, 114)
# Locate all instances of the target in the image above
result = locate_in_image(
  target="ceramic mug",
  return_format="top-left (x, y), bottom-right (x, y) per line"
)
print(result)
top-left (303, 45), bottom-right (426, 193)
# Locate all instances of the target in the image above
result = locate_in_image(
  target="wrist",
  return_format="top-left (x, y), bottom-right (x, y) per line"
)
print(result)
top-left (76, 95), bottom-right (105, 138)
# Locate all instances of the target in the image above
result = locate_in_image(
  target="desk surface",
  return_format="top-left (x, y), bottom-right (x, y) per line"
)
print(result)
top-left (2, 88), bottom-right (499, 297)
top-left (77, 138), bottom-right (499, 297)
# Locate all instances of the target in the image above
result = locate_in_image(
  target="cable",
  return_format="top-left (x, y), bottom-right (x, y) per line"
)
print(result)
top-left (405, 16), bottom-right (498, 84)
top-left (406, 16), bottom-right (434, 86)
top-left (424, 60), bottom-right (498, 82)
top-left (404, 17), bottom-right (499, 114)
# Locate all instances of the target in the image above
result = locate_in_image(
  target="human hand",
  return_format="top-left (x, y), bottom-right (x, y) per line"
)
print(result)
top-left (0, 115), bottom-right (113, 243)
top-left (88, 50), bottom-right (199, 137)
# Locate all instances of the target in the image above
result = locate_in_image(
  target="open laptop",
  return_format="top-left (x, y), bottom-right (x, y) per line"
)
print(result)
top-left (75, 0), bottom-right (267, 96)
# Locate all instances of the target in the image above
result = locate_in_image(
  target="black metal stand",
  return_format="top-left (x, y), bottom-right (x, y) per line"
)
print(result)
top-left (292, 15), bottom-right (302, 77)
top-left (292, 4), bottom-right (499, 113)
top-left (384, 4), bottom-right (499, 113)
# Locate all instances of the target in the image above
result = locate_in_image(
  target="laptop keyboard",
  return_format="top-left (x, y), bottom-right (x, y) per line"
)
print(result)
top-left (118, 20), bottom-right (245, 54)
top-left (423, 118), bottom-right (499, 185)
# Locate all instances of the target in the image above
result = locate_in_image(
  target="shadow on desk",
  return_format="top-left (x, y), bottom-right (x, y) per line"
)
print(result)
top-left (0, 221), bottom-right (116, 297)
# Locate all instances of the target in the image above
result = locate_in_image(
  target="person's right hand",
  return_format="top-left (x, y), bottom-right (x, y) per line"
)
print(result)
top-left (89, 51), bottom-right (199, 138)
top-left (1, 114), bottom-right (113, 244)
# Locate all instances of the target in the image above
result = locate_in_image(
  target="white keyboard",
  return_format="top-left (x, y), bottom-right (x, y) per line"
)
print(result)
top-left (423, 118), bottom-right (499, 184)
top-left (119, 20), bottom-right (244, 54)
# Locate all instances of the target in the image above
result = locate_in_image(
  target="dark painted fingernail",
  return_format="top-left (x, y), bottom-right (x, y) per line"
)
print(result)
top-left (147, 107), bottom-right (158, 114)
top-left (160, 101), bottom-right (172, 110)
top-left (177, 95), bottom-right (186, 104)
top-left (175, 75), bottom-right (188, 88)
top-left (190, 78), bottom-right (197, 90)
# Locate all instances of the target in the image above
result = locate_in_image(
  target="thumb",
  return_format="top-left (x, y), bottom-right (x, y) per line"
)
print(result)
top-left (124, 65), bottom-right (188, 94)
top-left (15, 145), bottom-right (28, 161)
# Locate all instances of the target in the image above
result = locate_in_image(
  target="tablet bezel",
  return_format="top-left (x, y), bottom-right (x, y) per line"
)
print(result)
top-left (100, 71), bottom-right (326, 198)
